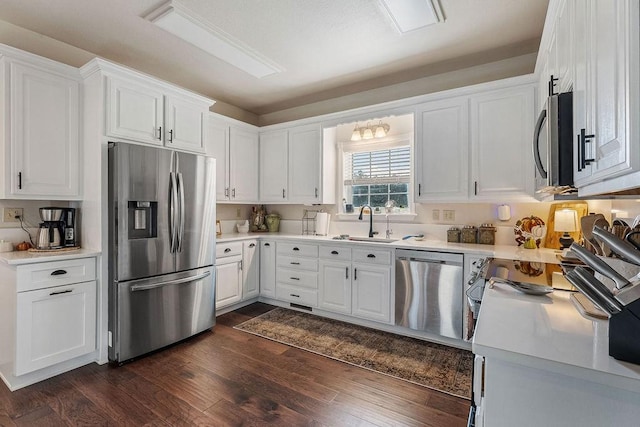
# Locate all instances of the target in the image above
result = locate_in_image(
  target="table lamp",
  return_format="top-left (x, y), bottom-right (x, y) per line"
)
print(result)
top-left (555, 209), bottom-right (578, 249)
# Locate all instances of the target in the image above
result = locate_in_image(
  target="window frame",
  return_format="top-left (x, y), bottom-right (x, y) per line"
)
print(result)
top-left (337, 133), bottom-right (415, 219)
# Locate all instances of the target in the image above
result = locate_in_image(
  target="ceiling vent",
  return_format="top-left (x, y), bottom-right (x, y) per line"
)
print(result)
top-left (145, 0), bottom-right (284, 78)
top-left (379, 0), bottom-right (444, 33)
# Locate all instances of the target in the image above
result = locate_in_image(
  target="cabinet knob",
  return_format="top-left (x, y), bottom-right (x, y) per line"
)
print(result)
top-left (249, 243), bottom-right (256, 248)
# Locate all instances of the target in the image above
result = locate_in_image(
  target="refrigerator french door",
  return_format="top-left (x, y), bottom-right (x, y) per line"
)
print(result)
top-left (108, 142), bottom-right (216, 363)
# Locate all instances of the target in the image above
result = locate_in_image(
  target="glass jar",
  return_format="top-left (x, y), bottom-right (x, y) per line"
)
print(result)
top-left (460, 225), bottom-right (478, 244)
top-left (478, 223), bottom-right (496, 245)
top-left (447, 227), bottom-right (461, 243)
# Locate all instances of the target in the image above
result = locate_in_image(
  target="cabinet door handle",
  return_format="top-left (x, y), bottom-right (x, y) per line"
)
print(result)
top-left (249, 243), bottom-right (256, 248)
top-left (354, 268), bottom-right (357, 280)
top-left (418, 183), bottom-right (421, 197)
top-left (474, 181), bottom-right (478, 196)
top-left (158, 126), bottom-right (162, 141)
top-left (239, 260), bottom-right (243, 271)
top-left (50, 289), bottom-right (72, 296)
top-left (290, 262), bottom-right (300, 265)
top-left (264, 243), bottom-right (271, 247)
top-left (168, 129), bottom-right (173, 142)
top-left (18, 172), bottom-right (22, 190)
top-left (577, 133), bottom-right (582, 171)
top-left (232, 188), bottom-right (236, 198)
top-left (293, 247), bottom-right (300, 251)
top-left (580, 128), bottom-right (595, 169)
top-left (283, 189), bottom-right (286, 199)
top-left (50, 269), bottom-right (68, 276)
top-left (548, 74), bottom-right (558, 96)
top-left (367, 254), bottom-right (376, 258)
top-left (346, 267), bottom-right (349, 279)
top-left (290, 293), bottom-right (300, 298)
top-left (315, 187), bottom-right (318, 198)
top-left (224, 188), bottom-right (229, 198)
top-left (290, 277), bottom-right (300, 281)
top-left (331, 250), bottom-right (339, 255)
top-left (224, 248), bottom-right (231, 253)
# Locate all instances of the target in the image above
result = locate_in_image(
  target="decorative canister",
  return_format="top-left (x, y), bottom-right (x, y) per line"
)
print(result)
top-left (265, 214), bottom-right (280, 232)
top-left (478, 223), bottom-right (497, 245)
top-left (447, 227), bottom-right (461, 243)
top-left (460, 225), bottom-right (478, 244)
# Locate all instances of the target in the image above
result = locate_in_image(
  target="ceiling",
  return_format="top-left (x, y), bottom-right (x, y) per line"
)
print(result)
top-left (0, 0), bottom-right (549, 122)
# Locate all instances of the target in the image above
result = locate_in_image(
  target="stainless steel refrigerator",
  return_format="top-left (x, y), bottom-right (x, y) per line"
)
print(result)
top-left (108, 142), bottom-right (216, 363)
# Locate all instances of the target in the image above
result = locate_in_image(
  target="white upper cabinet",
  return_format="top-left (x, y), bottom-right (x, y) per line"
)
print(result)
top-left (260, 124), bottom-right (326, 204)
top-left (540, 0), bottom-right (640, 195)
top-left (574, 0), bottom-right (639, 189)
top-left (288, 124), bottom-right (321, 204)
top-left (470, 85), bottom-right (535, 199)
top-left (86, 59), bottom-right (212, 154)
top-left (415, 97), bottom-right (469, 201)
top-left (164, 94), bottom-right (206, 152)
top-left (107, 76), bottom-right (164, 146)
top-left (205, 113), bottom-right (259, 202)
top-left (0, 46), bottom-right (81, 200)
top-left (229, 127), bottom-right (259, 202)
top-left (259, 130), bottom-right (289, 202)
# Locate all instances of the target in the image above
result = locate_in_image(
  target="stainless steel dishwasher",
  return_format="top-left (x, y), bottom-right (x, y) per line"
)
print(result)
top-left (395, 249), bottom-right (464, 340)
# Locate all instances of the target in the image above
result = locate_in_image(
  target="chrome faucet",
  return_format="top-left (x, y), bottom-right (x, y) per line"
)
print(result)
top-left (358, 204), bottom-right (375, 238)
top-left (384, 200), bottom-right (396, 240)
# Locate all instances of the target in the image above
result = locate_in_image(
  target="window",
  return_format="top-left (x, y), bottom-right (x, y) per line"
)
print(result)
top-left (342, 143), bottom-right (411, 213)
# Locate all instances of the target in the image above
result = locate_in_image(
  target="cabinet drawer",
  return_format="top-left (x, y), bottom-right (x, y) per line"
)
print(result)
top-left (277, 255), bottom-right (318, 271)
top-left (16, 257), bottom-right (96, 292)
top-left (216, 241), bottom-right (242, 259)
top-left (276, 284), bottom-right (318, 307)
top-left (277, 242), bottom-right (318, 258)
top-left (319, 245), bottom-right (352, 261)
top-left (352, 248), bottom-right (392, 265)
top-left (276, 268), bottom-right (318, 289)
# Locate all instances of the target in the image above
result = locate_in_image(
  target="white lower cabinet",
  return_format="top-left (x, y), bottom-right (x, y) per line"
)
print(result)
top-left (318, 260), bottom-right (351, 315)
top-left (259, 240), bottom-right (276, 298)
top-left (352, 263), bottom-right (391, 323)
top-left (0, 256), bottom-right (98, 390)
top-left (274, 241), bottom-right (319, 307)
top-left (242, 240), bottom-right (259, 299)
top-left (16, 281), bottom-right (96, 376)
top-left (215, 259), bottom-right (242, 309)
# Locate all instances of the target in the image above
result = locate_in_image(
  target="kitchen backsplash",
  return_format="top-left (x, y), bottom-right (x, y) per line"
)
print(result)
top-left (0, 200), bottom-right (69, 244)
top-left (217, 199), bottom-right (640, 246)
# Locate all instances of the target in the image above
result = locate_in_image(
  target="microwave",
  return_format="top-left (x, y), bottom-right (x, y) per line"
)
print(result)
top-left (533, 91), bottom-right (574, 194)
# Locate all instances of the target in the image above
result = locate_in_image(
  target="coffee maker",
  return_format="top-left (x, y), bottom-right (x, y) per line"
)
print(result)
top-left (36, 207), bottom-right (78, 249)
top-left (37, 208), bottom-right (64, 250)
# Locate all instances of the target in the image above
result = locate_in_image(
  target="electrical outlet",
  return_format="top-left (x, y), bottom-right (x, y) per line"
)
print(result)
top-left (3, 208), bottom-right (23, 222)
top-left (432, 209), bottom-right (440, 221)
top-left (443, 209), bottom-right (455, 221)
top-left (236, 208), bottom-right (241, 218)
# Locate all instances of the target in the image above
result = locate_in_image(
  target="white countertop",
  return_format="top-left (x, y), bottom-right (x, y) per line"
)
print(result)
top-left (473, 284), bottom-right (640, 392)
top-left (0, 248), bottom-right (101, 265)
top-left (217, 232), bottom-right (561, 262)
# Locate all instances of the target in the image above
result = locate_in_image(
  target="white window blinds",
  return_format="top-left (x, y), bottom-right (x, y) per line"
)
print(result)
top-left (343, 146), bottom-right (410, 186)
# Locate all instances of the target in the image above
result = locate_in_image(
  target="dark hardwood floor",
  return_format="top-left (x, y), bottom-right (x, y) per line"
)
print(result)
top-left (0, 303), bottom-right (470, 426)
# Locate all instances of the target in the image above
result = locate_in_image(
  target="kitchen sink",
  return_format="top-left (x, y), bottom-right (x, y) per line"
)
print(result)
top-left (347, 237), bottom-right (397, 243)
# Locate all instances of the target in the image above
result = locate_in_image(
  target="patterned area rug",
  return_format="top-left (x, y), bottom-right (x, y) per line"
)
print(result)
top-left (234, 308), bottom-right (473, 399)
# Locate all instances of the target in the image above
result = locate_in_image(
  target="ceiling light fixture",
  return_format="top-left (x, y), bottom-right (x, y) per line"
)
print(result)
top-left (145, 0), bottom-right (283, 78)
top-left (380, 0), bottom-right (444, 33)
top-left (350, 121), bottom-right (391, 141)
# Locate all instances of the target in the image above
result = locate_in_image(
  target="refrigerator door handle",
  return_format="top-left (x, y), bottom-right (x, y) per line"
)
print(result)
top-left (169, 172), bottom-right (178, 253)
top-left (177, 172), bottom-right (185, 252)
top-left (130, 270), bottom-right (211, 292)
